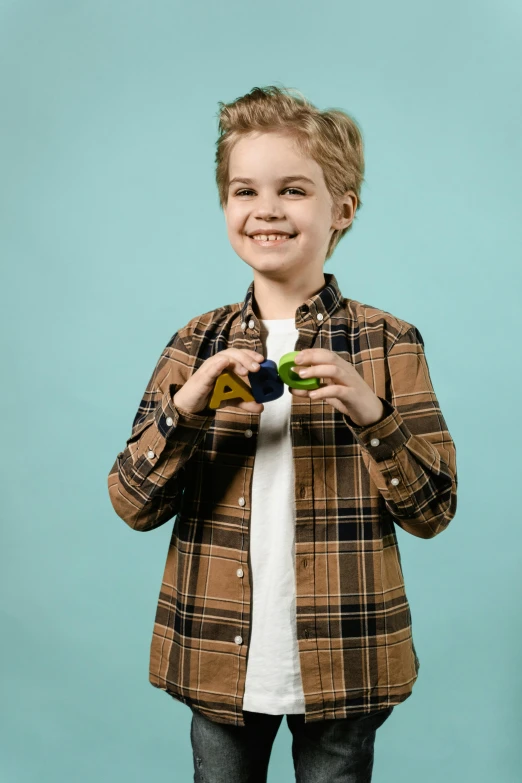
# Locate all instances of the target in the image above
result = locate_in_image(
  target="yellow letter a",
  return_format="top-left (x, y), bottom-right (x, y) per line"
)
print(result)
top-left (209, 371), bottom-right (255, 409)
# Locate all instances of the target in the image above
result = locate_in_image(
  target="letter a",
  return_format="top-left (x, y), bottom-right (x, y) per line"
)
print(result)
top-left (209, 371), bottom-right (256, 409)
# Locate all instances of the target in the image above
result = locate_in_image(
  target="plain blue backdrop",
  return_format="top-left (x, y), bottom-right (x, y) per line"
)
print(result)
top-left (2, 1), bottom-right (521, 781)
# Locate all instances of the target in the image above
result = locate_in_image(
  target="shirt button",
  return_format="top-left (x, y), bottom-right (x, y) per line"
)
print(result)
top-left (241, 321), bottom-right (247, 331)
top-left (316, 312), bottom-right (324, 321)
top-left (390, 477), bottom-right (400, 486)
top-left (146, 450), bottom-right (155, 459)
top-left (248, 319), bottom-right (255, 329)
top-left (370, 438), bottom-right (380, 447)
top-left (244, 429), bottom-right (253, 438)
top-left (238, 496), bottom-right (245, 506)
top-left (166, 417), bottom-right (174, 427)
top-left (236, 568), bottom-right (244, 577)
top-left (234, 635), bottom-right (243, 645)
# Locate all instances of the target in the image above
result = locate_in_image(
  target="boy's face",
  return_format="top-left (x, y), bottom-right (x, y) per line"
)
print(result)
top-left (223, 132), bottom-right (355, 282)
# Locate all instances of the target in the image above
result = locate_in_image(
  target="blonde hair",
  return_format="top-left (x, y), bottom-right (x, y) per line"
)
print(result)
top-left (214, 85), bottom-right (365, 261)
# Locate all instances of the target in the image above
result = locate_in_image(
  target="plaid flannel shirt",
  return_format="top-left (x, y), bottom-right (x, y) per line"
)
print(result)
top-left (108, 272), bottom-right (458, 726)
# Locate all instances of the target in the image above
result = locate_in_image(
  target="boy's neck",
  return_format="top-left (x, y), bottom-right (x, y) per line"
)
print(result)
top-left (251, 271), bottom-right (326, 320)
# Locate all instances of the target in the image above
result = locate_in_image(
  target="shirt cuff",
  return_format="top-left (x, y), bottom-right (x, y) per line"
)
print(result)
top-left (154, 386), bottom-right (216, 439)
top-left (342, 397), bottom-right (411, 462)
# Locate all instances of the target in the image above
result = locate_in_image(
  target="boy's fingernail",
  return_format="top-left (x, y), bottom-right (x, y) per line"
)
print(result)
top-left (251, 362), bottom-right (258, 369)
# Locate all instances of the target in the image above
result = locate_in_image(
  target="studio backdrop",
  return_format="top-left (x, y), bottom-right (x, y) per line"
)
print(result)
top-left (2, 1), bottom-right (520, 781)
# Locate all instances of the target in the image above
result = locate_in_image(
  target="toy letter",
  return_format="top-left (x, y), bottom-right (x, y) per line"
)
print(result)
top-left (208, 371), bottom-right (255, 409)
top-left (247, 360), bottom-right (285, 403)
top-left (278, 351), bottom-right (320, 390)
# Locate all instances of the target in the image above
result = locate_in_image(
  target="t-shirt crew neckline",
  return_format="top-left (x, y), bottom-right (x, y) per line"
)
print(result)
top-left (260, 317), bottom-right (297, 332)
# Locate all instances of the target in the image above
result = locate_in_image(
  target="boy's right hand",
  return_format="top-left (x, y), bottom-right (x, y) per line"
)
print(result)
top-left (172, 349), bottom-right (266, 415)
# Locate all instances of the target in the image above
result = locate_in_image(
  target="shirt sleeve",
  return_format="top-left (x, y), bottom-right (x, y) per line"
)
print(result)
top-left (342, 325), bottom-right (458, 538)
top-left (107, 330), bottom-right (216, 532)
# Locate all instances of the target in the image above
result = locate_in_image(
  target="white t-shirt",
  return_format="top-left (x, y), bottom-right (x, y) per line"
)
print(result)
top-left (242, 318), bottom-right (306, 715)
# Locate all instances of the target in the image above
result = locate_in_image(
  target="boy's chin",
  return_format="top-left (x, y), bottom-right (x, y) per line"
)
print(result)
top-left (240, 257), bottom-right (309, 280)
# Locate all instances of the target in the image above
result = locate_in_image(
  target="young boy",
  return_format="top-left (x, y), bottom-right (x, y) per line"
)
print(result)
top-left (108, 85), bottom-right (458, 783)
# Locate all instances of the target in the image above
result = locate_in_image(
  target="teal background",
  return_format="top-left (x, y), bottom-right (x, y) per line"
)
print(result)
top-left (2, 0), bottom-right (520, 780)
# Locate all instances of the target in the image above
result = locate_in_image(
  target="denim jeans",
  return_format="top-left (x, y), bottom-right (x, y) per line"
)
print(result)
top-left (189, 705), bottom-right (394, 783)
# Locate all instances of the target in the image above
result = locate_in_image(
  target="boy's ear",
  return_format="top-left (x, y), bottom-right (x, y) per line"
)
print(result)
top-left (332, 190), bottom-right (358, 231)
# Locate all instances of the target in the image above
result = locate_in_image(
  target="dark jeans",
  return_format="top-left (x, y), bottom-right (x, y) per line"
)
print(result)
top-left (189, 705), bottom-right (394, 783)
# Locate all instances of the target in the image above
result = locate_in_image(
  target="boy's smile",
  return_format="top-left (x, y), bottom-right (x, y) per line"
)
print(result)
top-left (247, 233), bottom-right (297, 248)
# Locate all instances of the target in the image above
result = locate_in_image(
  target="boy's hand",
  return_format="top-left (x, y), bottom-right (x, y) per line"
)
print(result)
top-left (173, 349), bottom-right (265, 415)
top-left (290, 349), bottom-right (386, 427)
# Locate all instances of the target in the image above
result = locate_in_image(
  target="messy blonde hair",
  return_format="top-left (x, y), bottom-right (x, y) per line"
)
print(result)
top-left (214, 85), bottom-right (365, 261)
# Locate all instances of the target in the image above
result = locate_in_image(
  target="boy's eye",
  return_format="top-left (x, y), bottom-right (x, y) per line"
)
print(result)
top-left (235, 188), bottom-right (305, 197)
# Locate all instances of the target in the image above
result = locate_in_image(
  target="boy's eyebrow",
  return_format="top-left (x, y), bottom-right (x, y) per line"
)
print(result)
top-left (228, 175), bottom-right (315, 187)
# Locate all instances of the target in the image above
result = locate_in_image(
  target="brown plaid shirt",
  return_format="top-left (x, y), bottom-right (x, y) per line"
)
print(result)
top-left (107, 272), bottom-right (458, 726)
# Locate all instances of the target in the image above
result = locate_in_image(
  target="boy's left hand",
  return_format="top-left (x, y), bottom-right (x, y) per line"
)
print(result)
top-left (291, 348), bottom-right (386, 427)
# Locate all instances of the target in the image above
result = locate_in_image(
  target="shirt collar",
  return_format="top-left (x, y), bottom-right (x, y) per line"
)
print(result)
top-left (239, 272), bottom-right (344, 333)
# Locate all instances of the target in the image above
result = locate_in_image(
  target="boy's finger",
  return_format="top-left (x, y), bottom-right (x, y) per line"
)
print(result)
top-left (225, 348), bottom-right (264, 367)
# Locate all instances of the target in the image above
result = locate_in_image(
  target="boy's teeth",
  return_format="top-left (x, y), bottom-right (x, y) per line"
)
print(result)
top-left (252, 234), bottom-right (290, 240)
